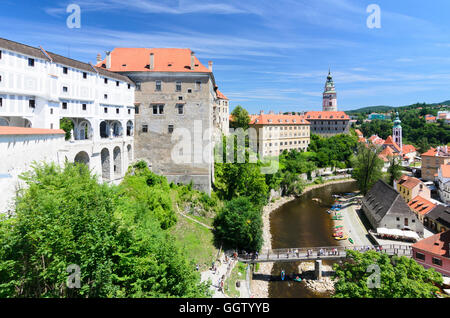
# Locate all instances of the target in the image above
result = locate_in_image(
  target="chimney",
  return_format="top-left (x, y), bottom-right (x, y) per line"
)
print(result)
top-left (208, 61), bottom-right (213, 71)
top-left (150, 53), bottom-right (154, 70)
top-left (105, 51), bottom-right (111, 69)
top-left (191, 51), bottom-right (195, 70)
top-left (96, 53), bottom-right (102, 63)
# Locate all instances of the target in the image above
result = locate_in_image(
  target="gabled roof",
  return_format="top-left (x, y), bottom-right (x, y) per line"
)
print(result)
top-left (397, 175), bottom-right (422, 190)
top-left (422, 146), bottom-right (450, 157)
top-left (427, 205), bottom-right (450, 228)
top-left (0, 37), bottom-right (133, 84)
top-left (408, 196), bottom-right (436, 216)
top-left (304, 111), bottom-right (349, 120)
top-left (362, 180), bottom-right (414, 225)
top-left (412, 230), bottom-right (450, 257)
top-left (368, 135), bottom-right (385, 145)
top-left (384, 135), bottom-right (401, 153)
top-left (249, 114), bottom-right (310, 125)
top-left (0, 126), bottom-right (65, 136)
top-left (216, 89), bottom-right (228, 100)
top-left (402, 144), bottom-right (416, 154)
top-left (96, 48), bottom-right (211, 73)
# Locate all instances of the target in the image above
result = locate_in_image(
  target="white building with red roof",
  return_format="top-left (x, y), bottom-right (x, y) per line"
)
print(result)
top-left (412, 230), bottom-right (450, 276)
top-left (97, 47), bottom-right (229, 193)
top-left (0, 126), bottom-right (66, 213)
top-left (438, 164), bottom-right (450, 204)
top-left (0, 37), bottom-right (136, 191)
top-left (249, 111), bottom-right (310, 157)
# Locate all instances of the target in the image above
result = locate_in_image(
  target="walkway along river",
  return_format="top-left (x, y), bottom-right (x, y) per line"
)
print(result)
top-left (268, 181), bottom-right (358, 298)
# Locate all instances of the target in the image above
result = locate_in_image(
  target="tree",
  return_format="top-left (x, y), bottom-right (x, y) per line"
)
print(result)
top-left (230, 105), bottom-right (250, 130)
top-left (386, 156), bottom-right (403, 186)
top-left (333, 250), bottom-right (443, 298)
top-left (351, 144), bottom-right (384, 195)
top-left (213, 197), bottom-right (263, 252)
top-left (0, 162), bottom-right (209, 298)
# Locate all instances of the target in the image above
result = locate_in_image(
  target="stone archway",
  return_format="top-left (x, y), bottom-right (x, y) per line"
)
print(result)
top-left (126, 120), bottom-right (133, 136)
top-left (113, 146), bottom-right (122, 177)
top-left (100, 121), bottom-right (109, 138)
top-left (127, 144), bottom-right (132, 163)
top-left (101, 148), bottom-right (111, 181)
top-left (74, 151), bottom-right (90, 167)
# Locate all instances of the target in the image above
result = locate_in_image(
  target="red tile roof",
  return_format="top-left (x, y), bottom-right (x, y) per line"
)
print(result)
top-left (408, 195), bottom-right (436, 216)
top-left (397, 175), bottom-right (422, 190)
top-left (0, 126), bottom-right (65, 136)
top-left (384, 135), bottom-right (401, 153)
top-left (354, 129), bottom-right (363, 137)
top-left (250, 114), bottom-right (310, 125)
top-left (412, 230), bottom-right (450, 257)
top-left (368, 135), bottom-right (385, 145)
top-left (96, 48), bottom-right (211, 73)
top-left (304, 111), bottom-right (349, 120)
top-left (402, 144), bottom-right (416, 154)
top-left (422, 146), bottom-right (450, 157)
top-left (358, 137), bottom-right (366, 143)
top-left (216, 89), bottom-right (228, 100)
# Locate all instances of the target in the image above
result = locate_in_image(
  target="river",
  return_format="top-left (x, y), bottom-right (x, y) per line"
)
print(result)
top-left (268, 181), bottom-right (358, 298)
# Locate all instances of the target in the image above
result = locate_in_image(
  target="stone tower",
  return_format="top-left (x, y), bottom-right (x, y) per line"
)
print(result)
top-left (323, 69), bottom-right (337, 112)
top-left (393, 112), bottom-right (403, 155)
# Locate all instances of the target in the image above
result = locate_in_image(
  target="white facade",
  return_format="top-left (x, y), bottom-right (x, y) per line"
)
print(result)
top-left (0, 39), bottom-right (136, 183)
top-left (0, 130), bottom-right (65, 213)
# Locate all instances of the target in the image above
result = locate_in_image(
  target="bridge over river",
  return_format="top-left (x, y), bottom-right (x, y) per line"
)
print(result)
top-left (238, 244), bottom-right (412, 264)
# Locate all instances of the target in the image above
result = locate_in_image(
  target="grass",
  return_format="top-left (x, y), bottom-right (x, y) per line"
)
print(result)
top-left (224, 262), bottom-right (247, 298)
top-left (169, 213), bottom-right (218, 272)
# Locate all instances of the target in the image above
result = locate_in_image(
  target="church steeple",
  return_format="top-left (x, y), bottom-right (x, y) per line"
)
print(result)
top-left (323, 69), bottom-right (337, 112)
top-left (393, 112), bottom-right (403, 154)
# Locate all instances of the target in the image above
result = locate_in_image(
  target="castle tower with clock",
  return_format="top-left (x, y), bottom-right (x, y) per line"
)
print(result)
top-left (323, 69), bottom-right (338, 112)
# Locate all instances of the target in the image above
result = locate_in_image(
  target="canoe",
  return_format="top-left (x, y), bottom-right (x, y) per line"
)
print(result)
top-left (294, 277), bottom-right (302, 282)
top-left (281, 271), bottom-right (285, 281)
top-left (349, 238), bottom-right (354, 244)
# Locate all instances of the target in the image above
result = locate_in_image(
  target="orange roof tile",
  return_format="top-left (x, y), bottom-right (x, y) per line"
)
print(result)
top-left (216, 89), bottom-right (228, 100)
top-left (402, 144), bottom-right (416, 154)
top-left (397, 175), bottom-right (422, 190)
top-left (0, 126), bottom-right (65, 135)
top-left (250, 114), bottom-right (310, 125)
top-left (384, 136), bottom-right (401, 153)
top-left (304, 111), bottom-right (349, 120)
top-left (412, 230), bottom-right (450, 257)
top-left (358, 137), bottom-right (366, 143)
top-left (422, 146), bottom-right (450, 157)
top-left (380, 146), bottom-right (396, 157)
top-left (354, 129), bottom-right (363, 137)
top-left (96, 48), bottom-right (211, 73)
top-left (408, 195), bottom-right (436, 216)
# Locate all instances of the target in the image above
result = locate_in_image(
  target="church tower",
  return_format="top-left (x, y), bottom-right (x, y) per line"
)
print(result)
top-left (393, 112), bottom-right (403, 155)
top-left (323, 69), bottom-right (337, 112)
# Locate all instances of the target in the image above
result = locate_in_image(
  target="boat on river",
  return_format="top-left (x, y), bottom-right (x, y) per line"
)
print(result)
top-left (281, 270), bottom-right (285, 281)
top-left (335, 235), bottom-right (348, 241)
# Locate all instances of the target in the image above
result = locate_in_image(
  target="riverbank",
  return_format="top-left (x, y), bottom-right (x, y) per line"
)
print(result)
top-left (250, 178), bottom-right (356, 298)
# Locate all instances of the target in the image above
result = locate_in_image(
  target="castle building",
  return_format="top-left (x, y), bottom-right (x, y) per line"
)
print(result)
top-left (0, 38), bottom-right (136, 212)
top-left (97, 48), bottom-right (229, 193)
top-left (0, 38), bottom-right (136, 181)
top-left (249, 111), bottom-right (310, 157)
top-left (322, 69), bottom-right (337, 112)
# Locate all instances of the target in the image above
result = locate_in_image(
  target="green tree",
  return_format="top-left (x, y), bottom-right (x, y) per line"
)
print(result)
top-left (386, 156), bottom-right (403, 186)
top-left (351, 144), bottom-right (384, 195)
top-left (60, 118), bottom-right (74, 140)
top-left (0, 162), bottom-right (209, 298)
top-left (213, 197), bottom-right (263, 252)
top-left (230, 105), bottom-right (250, 130)
top-left (333, 250), bottom-right (442, 298)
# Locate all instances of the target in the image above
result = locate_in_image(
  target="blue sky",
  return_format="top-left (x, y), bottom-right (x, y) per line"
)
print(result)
top-left (2, 0), bottom-right (450, 114)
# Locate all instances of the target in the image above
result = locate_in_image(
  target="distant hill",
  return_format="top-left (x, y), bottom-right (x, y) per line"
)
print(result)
top-left (345, 101), bottom-right (450, 115)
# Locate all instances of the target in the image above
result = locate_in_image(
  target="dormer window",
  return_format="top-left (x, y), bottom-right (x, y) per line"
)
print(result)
top-left (28, 58), bottom-right (35, 67)
top-left (63, 67), bottom-right (68, 74)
